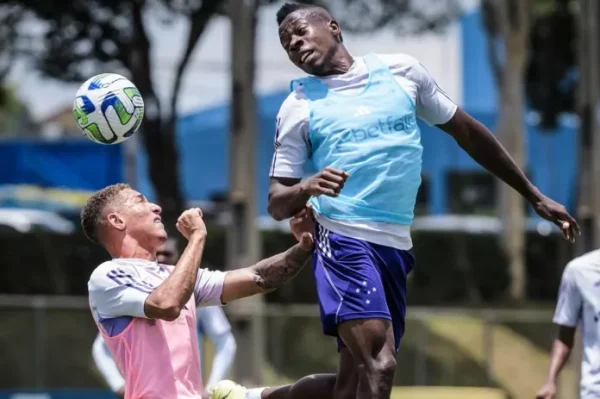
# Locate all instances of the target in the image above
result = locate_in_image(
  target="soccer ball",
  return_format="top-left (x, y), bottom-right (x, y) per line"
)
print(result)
top-left (73, 73), bottom-right (144, 144)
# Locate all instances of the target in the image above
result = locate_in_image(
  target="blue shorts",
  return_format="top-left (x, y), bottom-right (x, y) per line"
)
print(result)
top-left (313, 222), bottom-right (414, 352)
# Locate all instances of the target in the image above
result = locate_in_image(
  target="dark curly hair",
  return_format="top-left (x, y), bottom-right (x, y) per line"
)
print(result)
top-left (276, 3), bottom-right (342, 42)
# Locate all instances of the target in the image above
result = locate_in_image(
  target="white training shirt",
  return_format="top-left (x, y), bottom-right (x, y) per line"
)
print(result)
top-left (553, 249), bottom-right (600, 397)
top-left (270, 53), bottom-right (457, 250)
top-left (88, 258), bottom-right (226, 323)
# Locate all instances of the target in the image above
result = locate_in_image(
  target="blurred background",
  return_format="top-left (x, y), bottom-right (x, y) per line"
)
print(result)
top-left (0, 0), bottom-right (596, 398)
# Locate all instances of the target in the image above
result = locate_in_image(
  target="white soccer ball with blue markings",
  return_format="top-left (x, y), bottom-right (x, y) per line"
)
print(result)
top-left (73, 73), bottom-right (144, 144)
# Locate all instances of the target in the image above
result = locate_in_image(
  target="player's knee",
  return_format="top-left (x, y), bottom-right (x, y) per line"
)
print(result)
top-left (356, 352), bottom-right (396, 387)
top-left (375, 354), bottom-right (396, 381)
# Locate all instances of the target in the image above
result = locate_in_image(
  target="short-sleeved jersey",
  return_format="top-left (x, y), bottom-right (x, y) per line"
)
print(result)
top-left (88, 258), bottom-right (227, 398)
top-left (270, 53), bottom-right (457, 250)
top-left (88, 258), bottom-right (226, 334)
top-left (553, 249), bottom-right (600, 397)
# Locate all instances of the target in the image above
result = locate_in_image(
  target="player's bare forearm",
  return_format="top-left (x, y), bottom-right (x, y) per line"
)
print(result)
top-left (144, 233), bottom-right (206, 320)
top-left (220, 243), bottom-right (312, 303)
top-left (268, 177), bottom-right (311, 220)
top-left (544, 326), bottom-right (575, 383)
top-left (438, 108), bottom-right (543, 203)
top-left (253, 243), bottom-right (312, 290)
top-left (268, 169), bottom-right (349, 220)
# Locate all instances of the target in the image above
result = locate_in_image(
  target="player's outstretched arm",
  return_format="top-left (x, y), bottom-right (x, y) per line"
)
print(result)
top-left (144, 208), bottom-right (207, 321)
top-left (268, 169), bottom-right (349, 221)
top-left (438, 108), bottom-right (579, 242)
top-left (220, 207), bottom-right (315, 302)
top-left (536, 325), bottom-right (576, 399)
top-left (220, 236), bottom-right (313, 303)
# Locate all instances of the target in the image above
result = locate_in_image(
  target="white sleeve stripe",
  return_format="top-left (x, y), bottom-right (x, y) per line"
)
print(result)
top-left (270, 150), bottom-right (279, 176)
top-left (434, 83), bottom-right (455, 104)
top-left (271, 117), bottom-right (282, 176)
top-left (417, 62), bottom-right (455, 105)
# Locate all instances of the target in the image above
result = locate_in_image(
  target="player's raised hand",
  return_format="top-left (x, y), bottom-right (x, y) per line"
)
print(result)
top-left (302, 167), bottom-right (349, 197)
top-left (176, 208), bottom-right (207, 240)
top-left (535, 381), bottom-right (556, 399)
top-left (531, 195), bottom-right (580, 243)
top-left (290, 205), bottom-right (315, 251)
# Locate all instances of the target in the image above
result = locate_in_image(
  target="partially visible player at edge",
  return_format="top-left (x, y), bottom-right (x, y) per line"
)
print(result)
top-left (84, 183), bottom-right (314, 399)
top-left (208, 2), bottom-right (580, 399)
top-left (91, 238), bottom-right (237, 398)
top-left (536, 249), bottom-right (600, 399)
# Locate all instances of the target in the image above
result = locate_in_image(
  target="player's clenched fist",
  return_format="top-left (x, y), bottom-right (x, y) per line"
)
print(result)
top-left (535, 382), bottom-right (556, 399)
top-left (290, 205), bottom-right (315, 251)
top-left (176, 208), bottom-right (207, 240)
top-left (301, 167), bottom-right (349, 197)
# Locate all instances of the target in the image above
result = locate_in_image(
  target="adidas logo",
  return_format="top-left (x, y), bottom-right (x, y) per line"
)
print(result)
top-left (354, 106), bottom-right (371, 116)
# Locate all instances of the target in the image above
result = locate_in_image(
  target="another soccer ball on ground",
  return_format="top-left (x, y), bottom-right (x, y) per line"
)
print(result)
top-left (73, 73), bottom-right (144, 144)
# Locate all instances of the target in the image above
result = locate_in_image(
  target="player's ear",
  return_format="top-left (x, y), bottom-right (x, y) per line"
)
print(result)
top-left (329, 20), bottom-right (341, 42)
top-left (107, 212), bottom-right (126, 231)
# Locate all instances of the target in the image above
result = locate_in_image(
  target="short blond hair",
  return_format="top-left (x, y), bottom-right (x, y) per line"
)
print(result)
top-left (80, 183), bottom-right (130, 243)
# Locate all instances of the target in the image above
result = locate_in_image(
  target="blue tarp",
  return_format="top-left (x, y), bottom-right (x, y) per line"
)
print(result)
top-left (0, 92), bottom-right (578, 216)
top-left (133, 91), bottom-right (578, 216)
top-left (0, 140), bottom-right (123, 190)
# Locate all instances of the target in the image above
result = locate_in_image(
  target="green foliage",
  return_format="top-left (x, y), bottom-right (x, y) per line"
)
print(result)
top-left (263, 0), bottom-right (461, 35)
top-left (526, 0), bottom-right (577, 129)
top-left (0, 85), bottom-right (36, 136)
top-left (3, 0), bottom-right (221, 82)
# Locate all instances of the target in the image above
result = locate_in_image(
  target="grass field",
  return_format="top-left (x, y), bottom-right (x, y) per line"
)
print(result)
top-left (390, 386), bottom-right (506, 399)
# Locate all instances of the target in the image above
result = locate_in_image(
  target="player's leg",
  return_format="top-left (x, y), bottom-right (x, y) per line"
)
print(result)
top-left (331, 346), bottom-right (359, 399)
top-left (261, 347), bottom-right (358, 399)
top-left (312, 223), bottom-right (400, 398)
top-left (336, 244), bottom-right (414, 399)
top-left (337, 318), bottom-right (396, 399)
top-left (261, 374), bottom-right (336, 399)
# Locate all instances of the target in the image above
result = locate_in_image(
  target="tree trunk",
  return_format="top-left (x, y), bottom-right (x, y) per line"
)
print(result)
top-left (226, 0), bottom-right (263, 385)
top-left (577, 0), bottom-right (600, 254)
top-left (483, 0), bottom-right (531, 302)
top-left (498, 56), bottom-right (527, 301)
top-left (143, 121), bottom-right (184, 231)
top-left (129, 0), bottom-right (184, 231)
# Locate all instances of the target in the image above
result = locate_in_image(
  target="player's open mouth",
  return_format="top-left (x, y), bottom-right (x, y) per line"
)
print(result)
top-left (154, 217), bottom-right (162, 224)
top-left (300, 50), bottom-right (313, 64)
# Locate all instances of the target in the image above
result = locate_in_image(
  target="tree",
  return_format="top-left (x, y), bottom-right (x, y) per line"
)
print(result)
top-left (3, 0), bottom-right (225, 229)
top-left (526, 0), bottom-right (577, 129)
top-left (481, 0), bottom-right (532, 301)
top-left (481, 0), bottom-right (583, 301)
top-left (0, 86), bottom-right (36, 136)
top-left (280, 0), bottom-right (461, 34)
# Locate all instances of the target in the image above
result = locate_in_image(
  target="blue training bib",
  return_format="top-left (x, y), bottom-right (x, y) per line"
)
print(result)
top-left (291, 53), bottom-right (423, 225)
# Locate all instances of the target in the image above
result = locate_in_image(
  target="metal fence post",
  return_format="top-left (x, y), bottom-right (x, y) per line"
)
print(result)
top-left (32, 296), bottom-right (47, 389)
top-left (482, 311), bottom-right (495, 387)
top-left (415, 316), bottom-right (428, 386)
